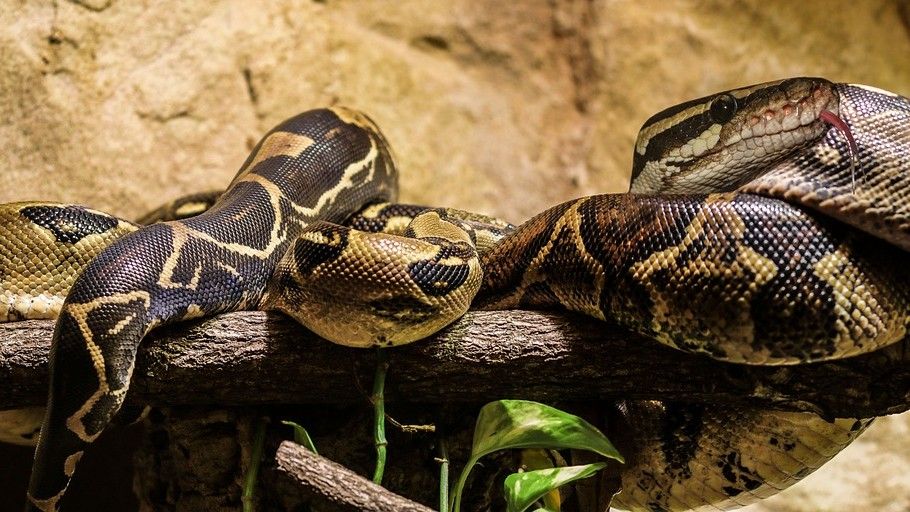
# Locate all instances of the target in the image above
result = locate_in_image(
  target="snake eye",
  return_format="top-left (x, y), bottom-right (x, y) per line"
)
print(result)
top-left (709, 94), bottom-right (738, 123)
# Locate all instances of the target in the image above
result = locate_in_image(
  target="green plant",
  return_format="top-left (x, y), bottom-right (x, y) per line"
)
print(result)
top-left (504, 462), bottom-right (607, 512)
top-left (281, 420), bottom-right (318, 454)
top-left (450, 400), bottom-right (623, 512)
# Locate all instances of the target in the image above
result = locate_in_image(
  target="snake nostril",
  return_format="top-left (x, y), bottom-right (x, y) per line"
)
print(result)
top-left (813, 86), bottom-right (826, 101)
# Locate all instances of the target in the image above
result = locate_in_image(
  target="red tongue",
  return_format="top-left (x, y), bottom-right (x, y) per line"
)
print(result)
top-left (819, 110), bottom-right (862, 193)
top-left (819, 110), bottom-right (859, 158)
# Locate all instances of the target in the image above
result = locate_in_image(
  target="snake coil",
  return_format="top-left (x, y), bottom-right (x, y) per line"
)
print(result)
top-left (9, 78), bottom-right (908, 511)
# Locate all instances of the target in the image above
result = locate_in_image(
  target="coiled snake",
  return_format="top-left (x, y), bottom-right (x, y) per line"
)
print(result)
top-left (4, 78), bottom-right (905, 511)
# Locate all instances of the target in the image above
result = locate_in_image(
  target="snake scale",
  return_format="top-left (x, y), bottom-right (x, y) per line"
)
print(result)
top-left (0, 77), bottom-right (902, 511)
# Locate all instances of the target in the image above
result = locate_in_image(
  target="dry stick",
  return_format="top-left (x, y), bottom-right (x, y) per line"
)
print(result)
top-left (386, 415), bottom-right (435, 434)
top-left (1, 310), bottom-right (908, 418)
top-left (275, 440), bottom-right (434, 512)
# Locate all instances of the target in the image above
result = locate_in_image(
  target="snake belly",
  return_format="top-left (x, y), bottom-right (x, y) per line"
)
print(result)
top-left (472, 79), bottom-right (910, 510)
top-left (26, 107), bottom-right (400, 510)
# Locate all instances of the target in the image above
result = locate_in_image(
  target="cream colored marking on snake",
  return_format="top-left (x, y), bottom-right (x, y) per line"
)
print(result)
top-left (636, 82), bottom-right (776, 155)
top-left (236, 131), bottom-right (315, 179)
top-left (814, 248), bottom-right (907, 355)
top-left (62, 290), bottom-right (151, 442)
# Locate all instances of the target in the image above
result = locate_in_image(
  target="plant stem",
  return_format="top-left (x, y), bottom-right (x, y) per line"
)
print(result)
top-left (438, 438), bottom-right (449, 512)
top-left (242, 416), bottom-right (268, 512)
top-left (372, 348), bottom-right (389, 484)
top-left (450, 456), bottom-right (477, 512)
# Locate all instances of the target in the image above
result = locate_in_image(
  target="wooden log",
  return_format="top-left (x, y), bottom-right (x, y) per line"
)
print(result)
top-left (1, 310), bottom-right (907, 418)
top-left (274, 440), bottom-right (434, 512)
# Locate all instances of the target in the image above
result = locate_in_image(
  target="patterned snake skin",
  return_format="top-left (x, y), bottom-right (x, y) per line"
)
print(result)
top-left (475, 79), bottom-right (909, 510)
top-left (0, 194), bottom-right (224, 446)
top-left (5, 78), bottom-right (905, 510)
top-left (25, 107), bottom-right (402, 510)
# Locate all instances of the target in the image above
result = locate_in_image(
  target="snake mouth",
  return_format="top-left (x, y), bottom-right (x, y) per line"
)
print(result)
top-left (721, 81), bottom-right (838, 154)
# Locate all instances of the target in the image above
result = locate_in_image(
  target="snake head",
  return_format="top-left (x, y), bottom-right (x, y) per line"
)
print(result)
top-left (630, 77), bottom-right (839, 194)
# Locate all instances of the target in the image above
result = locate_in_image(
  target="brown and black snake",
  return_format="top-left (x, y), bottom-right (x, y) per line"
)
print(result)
top-left (5, 78), bottom-right (906, 510)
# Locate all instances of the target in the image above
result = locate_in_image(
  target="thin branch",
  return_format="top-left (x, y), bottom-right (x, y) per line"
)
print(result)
top-left (0, 311), bottom-right (907, 418)
top-left (274, 440), bottom-right (434, 512)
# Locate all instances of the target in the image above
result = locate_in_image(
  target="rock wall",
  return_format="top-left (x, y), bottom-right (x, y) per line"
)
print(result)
top-left (1, 1), bottom-right (909, 511)
top-left (3, 0), bottom-right (909, 222)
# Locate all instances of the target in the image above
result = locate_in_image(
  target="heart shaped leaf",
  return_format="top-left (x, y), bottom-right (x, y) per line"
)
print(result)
top-left (504, 463), bottom-right (607, 512)
top-left (450, 400), bottom-right (622, 511)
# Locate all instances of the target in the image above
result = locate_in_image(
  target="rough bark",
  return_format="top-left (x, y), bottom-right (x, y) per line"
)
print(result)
top-left (1, 310), bottom-right (908, 418)
top-left (274, 440), bottom-right (434, 512)
top-left (4, 310), bottom-right (908, 510)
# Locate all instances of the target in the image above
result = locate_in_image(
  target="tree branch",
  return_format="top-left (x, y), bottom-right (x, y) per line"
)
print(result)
top-left (274, 441), bottom-right (434, 512)
top-left (0, 310), bottom-right (907, 418)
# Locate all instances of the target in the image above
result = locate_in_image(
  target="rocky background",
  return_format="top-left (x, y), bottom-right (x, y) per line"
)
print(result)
top-left (1, 0), bottom-right (909, 511)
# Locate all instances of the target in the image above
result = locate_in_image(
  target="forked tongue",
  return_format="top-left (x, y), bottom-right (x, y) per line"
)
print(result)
top-left (819, 110), bottom-right (861, 192)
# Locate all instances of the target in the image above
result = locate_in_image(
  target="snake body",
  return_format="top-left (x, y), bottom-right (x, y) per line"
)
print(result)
top-left (0, 194), bottom-right (226, 445)
top-left (26, 107), bottom-right (404, 510)
top-left (474, 78), bottom-right (909, 510)
top-left (0, 204), bottom-right (138, 323)
top-left (474, 192), bottom-right (900, 510)
top-left (8, 78), bottom-right (907, 510)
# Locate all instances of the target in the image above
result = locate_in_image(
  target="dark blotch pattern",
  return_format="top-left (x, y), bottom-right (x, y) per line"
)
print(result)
top-left (408, 258), bottom-right (470, 297)
top-left (21, 205), bottom-right (119, 244)
top-left (658, 403), bottom-right (705, 480)
top-left (717, 451), bottom-right (763, 495)
top-left (291, 223), bottom-right (350, 277)
top-left (732, 195), bottom-right (843, 359)
top-left (346, 203), bottom-right (429, 233)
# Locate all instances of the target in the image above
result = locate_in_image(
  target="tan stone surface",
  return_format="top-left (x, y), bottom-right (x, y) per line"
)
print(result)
top-left (1, 0), bottom-right (908, 510)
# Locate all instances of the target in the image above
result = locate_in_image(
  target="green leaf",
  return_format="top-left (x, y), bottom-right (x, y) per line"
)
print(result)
top-left (281, 420), bottom-right (318, 455)
top-left (471, 400), bottom-right (622, 461)
top-left (450, 400), bottom-right (622, 511)
top-left (519, 449), bottom-right (563, 510)
top-left (504, 463), bottom-right (606, 512)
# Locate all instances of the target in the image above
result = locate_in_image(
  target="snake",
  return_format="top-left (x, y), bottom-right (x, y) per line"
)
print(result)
top-left (0, 193), bottom-right (226, 445)
top-left (5, 77), bottom-right (905, 510)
